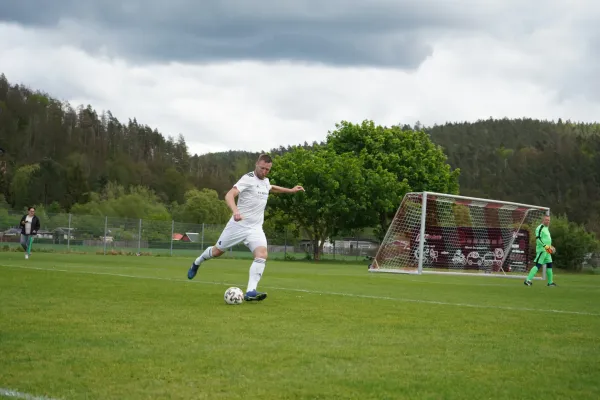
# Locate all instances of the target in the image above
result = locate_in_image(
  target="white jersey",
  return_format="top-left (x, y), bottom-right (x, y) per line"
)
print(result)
top-left (25, 215), bottom-right (33, 234)
top-left (231, 171), bottom-right (271, 228)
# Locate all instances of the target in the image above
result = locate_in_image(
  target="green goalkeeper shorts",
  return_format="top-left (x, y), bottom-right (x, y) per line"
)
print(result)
top-left (535, 251), bottom-right (552, 265)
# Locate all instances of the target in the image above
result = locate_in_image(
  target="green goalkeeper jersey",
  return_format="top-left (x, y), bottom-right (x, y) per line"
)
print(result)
top-left (535, 224), bottom-right (552, 253)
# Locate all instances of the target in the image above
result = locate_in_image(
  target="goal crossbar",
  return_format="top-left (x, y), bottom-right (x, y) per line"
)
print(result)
top-left (419, 191), bottom-right (551, 213)
top-left (369, 191), bottom-right (550, 280)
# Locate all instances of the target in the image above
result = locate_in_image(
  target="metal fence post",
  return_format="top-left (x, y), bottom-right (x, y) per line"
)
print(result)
top-left (138, 218), bottom-right (142, 255)
top-left (284, 227), bottom-right (287, 259)
top-left (103, 216), bottom-right (108, 255)
top-left (67, 213), bottom-right (71, 252)
top-left (201, 223), bottom-right (204, 249)
top-left (170, 220), bottom-right (174, 256)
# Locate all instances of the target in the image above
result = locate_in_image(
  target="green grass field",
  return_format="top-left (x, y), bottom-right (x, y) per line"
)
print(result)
top-left (1, 253), bottom-right (599, 400)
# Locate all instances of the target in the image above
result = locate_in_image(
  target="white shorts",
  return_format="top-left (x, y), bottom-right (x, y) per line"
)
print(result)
top-left (215, 221), bottom-right (267, 253)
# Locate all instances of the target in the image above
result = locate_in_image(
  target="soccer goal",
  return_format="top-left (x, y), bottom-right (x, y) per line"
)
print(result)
top-left (369, 192), bottom-right (550, 280)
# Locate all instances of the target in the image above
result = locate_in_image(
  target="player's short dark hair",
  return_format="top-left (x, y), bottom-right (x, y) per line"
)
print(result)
top-left (28, 206), bottom-right (35, 211)
top-left (257, 154), bottom-right (272, 163)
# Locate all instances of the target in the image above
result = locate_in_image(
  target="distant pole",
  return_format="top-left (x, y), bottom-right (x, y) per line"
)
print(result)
top-left (201, 223), bottom-right (205, 250)
top-left (284, 227), bottom-right (287, 259)
top-left (103, 216), bottom-right (108, 255)
top-left (67, 213), bottom-right (71, 252)
top-left (333, 240), bottom-right (335, 260)
top-left (170, 220), bottom-right (174, 256)
top-left (138, 218), bottom-right (142, 254)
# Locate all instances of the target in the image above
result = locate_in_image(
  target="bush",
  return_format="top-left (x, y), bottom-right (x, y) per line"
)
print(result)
top-left (550, 214), bottom-right (600, 271)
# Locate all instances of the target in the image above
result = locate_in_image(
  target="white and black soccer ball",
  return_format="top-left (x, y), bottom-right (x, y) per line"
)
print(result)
top-left (224, 287), bottom-right (244, 305)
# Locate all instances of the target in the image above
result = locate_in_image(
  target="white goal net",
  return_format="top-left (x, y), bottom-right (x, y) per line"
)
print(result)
top-left (369, 192), bottom-right (550, 279)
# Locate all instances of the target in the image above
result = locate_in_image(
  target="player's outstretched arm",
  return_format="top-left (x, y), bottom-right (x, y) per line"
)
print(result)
top-left (270, 185), bottom-right (305, 194)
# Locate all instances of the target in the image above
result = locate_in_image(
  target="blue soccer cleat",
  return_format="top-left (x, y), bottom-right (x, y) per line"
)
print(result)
top-left (244, 290), bottom-right (267, 302)
top-left (187, 263), bottom-right (199, 280)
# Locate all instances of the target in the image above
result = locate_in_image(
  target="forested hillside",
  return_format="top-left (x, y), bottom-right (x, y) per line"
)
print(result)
top-left (427, 119), bottom-right (600, 233)
top-left (0, 74), bottom-right (319, 209)
top-left (1, 73), bottom-right (599, 236)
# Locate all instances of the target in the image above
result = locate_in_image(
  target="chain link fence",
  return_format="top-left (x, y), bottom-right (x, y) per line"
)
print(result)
top-left (0, 209), bottom-right (380, 262)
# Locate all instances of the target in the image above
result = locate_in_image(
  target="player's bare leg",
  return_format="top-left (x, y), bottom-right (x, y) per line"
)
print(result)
top-left (244, 246), bottom-right (268, 302)
top-left (188, 245), bottom-right (225, 280)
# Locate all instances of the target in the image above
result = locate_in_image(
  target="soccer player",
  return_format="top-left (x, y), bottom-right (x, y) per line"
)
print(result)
top-left (187, 154), bottom-right (304, 301)
top-left (524, 214), bottom-right (557, 287)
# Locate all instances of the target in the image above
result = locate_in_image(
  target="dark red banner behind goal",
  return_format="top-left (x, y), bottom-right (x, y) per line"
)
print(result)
top-left (382, 226), bottom-right (531, 272)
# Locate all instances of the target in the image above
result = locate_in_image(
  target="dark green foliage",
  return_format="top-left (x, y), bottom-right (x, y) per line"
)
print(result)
top-left (0, 76), bottom-right (191, 208)
top-left (0, 75), bottom-right (324, 222)
top-left (426, 118), bottom-right (600, 235)
top-left (326, 120), bottom-right (460, 240)
top-left (548, 215), bottom-right (600, 271)
top-left (171, 188), bottom-right (230, 224)
top-left (268, 146), bottom-right (384, 260)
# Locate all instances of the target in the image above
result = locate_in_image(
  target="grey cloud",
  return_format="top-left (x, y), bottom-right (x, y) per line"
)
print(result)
top-left (1, 0), bottom-right (489, 68)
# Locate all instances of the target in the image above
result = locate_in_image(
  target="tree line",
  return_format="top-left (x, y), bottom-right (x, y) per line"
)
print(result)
top-left (426, 118), bottom-right (600, 234)
top-left (1, 73), bottom-right (598, 265)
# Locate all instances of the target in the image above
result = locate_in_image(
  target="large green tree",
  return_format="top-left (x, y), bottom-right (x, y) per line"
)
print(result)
top-left (70, 182), bottom-right (170, 220)
top-left (268, 146), bottom-right (398, 260)
top-left (262, 209), bottom-right (301, 249)
top-left (10, 163), bottom-right (40, 209)
top-left (549, 214), bottom-right (599, 271)
top-left (326, 120), bottom-right (461, 239)
top-left (171, 188), bottom-right (230, 224)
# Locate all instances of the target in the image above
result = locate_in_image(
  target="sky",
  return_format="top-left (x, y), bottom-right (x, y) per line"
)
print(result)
top-left (1, 0), bottom-right (599, 155)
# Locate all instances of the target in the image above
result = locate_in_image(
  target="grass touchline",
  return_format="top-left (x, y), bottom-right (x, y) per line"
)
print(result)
top-left (1, 263), bottom-right (598, 317)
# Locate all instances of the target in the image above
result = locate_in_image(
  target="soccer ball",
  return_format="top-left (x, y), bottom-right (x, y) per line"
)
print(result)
top-left (224, 287), bottom-right (244, 305)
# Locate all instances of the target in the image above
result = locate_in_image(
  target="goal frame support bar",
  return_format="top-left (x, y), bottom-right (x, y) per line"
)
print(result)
top-left (371, 191), bottom-right (550, 280)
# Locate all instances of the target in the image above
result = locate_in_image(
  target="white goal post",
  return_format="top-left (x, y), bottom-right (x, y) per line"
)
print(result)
top-left (369, 192), bottom-right (550, 279)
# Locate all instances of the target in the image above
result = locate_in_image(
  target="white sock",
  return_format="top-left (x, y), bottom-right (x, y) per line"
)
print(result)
top-left (194, 246), bottom-right (214, 265)
top-left (247, 258), bottom-right (266, 292)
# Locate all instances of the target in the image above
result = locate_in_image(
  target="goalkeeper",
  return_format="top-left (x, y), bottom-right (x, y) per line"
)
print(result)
top-left (524, 214), bottom-right (557, 287)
